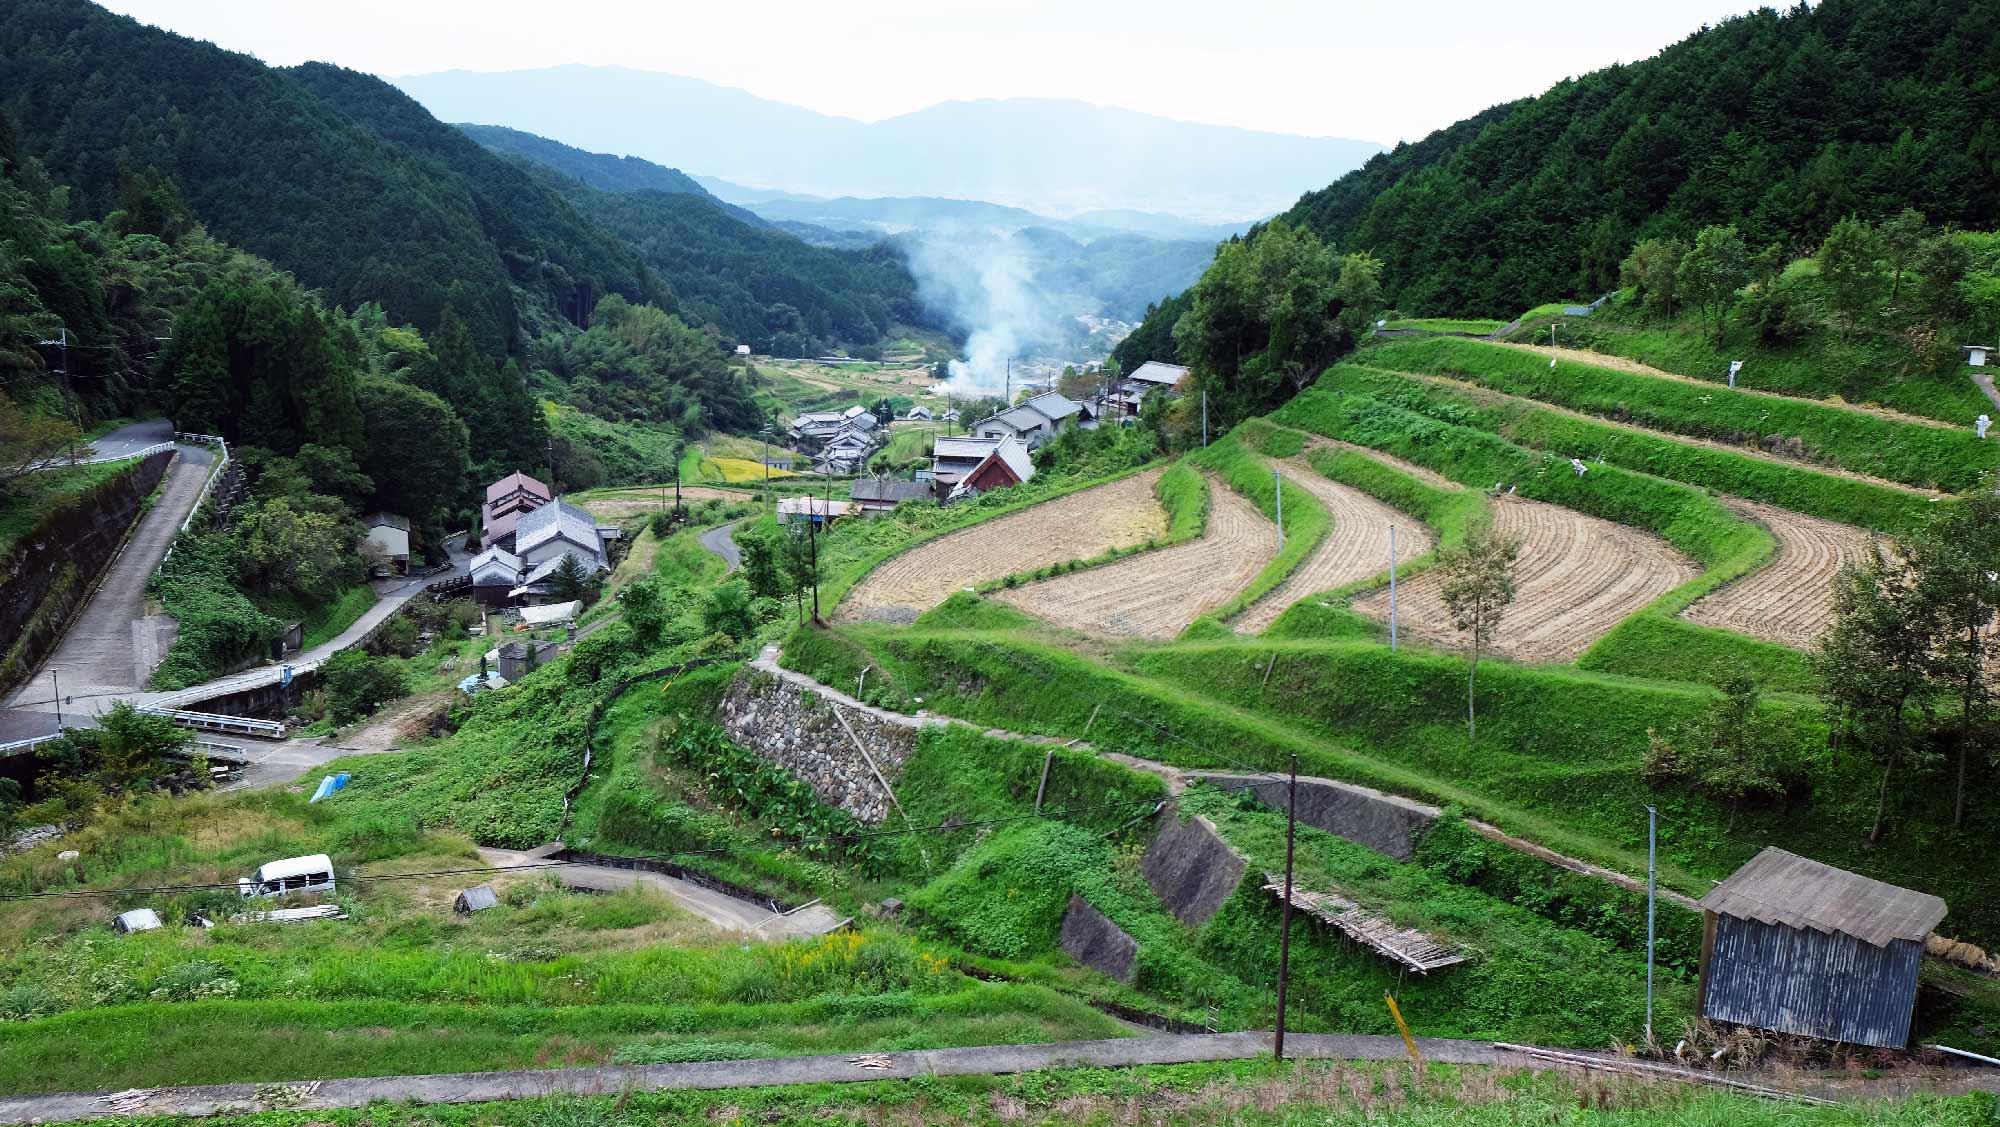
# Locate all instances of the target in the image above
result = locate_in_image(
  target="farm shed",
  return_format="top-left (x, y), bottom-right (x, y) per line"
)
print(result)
top-left (1698, 847), bottom-right (1946, 1049)
top-left (454, 885), bottom-right (500, 914)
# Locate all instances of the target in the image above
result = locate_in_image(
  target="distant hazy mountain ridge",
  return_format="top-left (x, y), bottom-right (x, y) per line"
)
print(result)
top-left (394, 65), bottom-right (1383, 221)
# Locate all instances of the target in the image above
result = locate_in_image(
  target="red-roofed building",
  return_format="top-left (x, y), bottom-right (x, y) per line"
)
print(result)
top-left (482, 471), bottom-right (552, 550)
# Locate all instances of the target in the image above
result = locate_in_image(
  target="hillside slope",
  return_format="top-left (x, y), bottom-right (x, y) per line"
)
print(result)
top-left (0, 0), bottom-right (658, 353)
top-left (1284, 0), bottom-right (2000, 315)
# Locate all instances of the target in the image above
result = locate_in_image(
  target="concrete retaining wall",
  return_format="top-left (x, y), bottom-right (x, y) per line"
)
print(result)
top-left (1059, 895), bottom-right (1140, 983)
top-left (0, 452), bottom-right (172, 697)
top-left (1190, 771), bottom-right (1438, 861)
top-left (1140, 810), bottom-right (1247, 927)
top-left (717, 667), bottom-right (919, 824)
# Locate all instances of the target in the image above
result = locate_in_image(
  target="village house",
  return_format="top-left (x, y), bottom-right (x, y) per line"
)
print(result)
top-left (850, 477), bottom-right (932, 515)
top-left (789, 404), bottom-right (879, 446)
top-left (482, 471), bottom-right (552, 552)
top-left (945, 435), bottom-right (1034, 501)
top-left (467, 488), bottom-right (612, 606)
top-left (903, 405), bottom-right (933, 421)
top-left (777, 496), bottom-right (853, 524)
top-left (812, 424), bottom-right (877, 475)
top-left (970, 391), bottom-right (1084, 449)
top-left (362, 513), bottom-right (411, 576)
top-left (1108, 361), bottom-right (1189, 418)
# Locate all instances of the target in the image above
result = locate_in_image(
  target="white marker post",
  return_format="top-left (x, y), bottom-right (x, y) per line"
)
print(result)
top-left (1273, 467), bottom-right (1284, 554)
top-left (1979, 414), bottom-right (1992, 440)
top-left (1728, 360), bottom-right (1743, 388)
top-left (1388, 525), bottom-right (1399, 652)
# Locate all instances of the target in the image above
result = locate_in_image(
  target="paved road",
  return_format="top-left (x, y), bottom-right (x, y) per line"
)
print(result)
top-left (475, 846), bottom-right (843, 938)
top-left (6, 440), bottom-right (212, 712)
top-left (699, 519), bottom-right (742, 570)
top-left (77, 418), bottom-right (175, 462)
top-left (1973, 372), bottom-right (2000, 414)
top-left (0, 1032), bottom-right (1515, 1123)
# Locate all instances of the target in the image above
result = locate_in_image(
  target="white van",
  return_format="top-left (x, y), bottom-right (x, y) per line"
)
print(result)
top-left (238, 854), bottom-right (336, 899)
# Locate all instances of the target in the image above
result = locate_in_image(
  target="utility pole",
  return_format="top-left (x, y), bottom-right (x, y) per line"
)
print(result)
top-left (807, 515), bottom-right (822, 623)
top-left (1005, 357), bottom-right (1012, 406)
top-left (1273, 468), bottom-right (1284, 554)
top-left (1202, 390), bottom-right (1208, 447)
top-left (761, 424), bottom-right (771, 505)
top-left (1388, 525), bottom-right (1399, 651)
top-left (38, 328), bottom-right (78, 462)
top-left (1643, 803), bottom-right (1658, 1046)
top-left (673, 451), bottom-right (682, 519)
top-left (1274, 752), bottom-right (1299, 1060)
top-left (51, 668), bottom-right (62, 730)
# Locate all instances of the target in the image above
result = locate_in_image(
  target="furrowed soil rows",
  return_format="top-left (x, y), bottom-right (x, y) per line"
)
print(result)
top-left (1682, 499), bottom-right (1880, 646)
top-left (839, 469), bottom-right (1168, 623)
top-left (995, 478), bottom-right (1276, 640)
top-left (1234, 459), bottom-right (1434, 634)
top-left (1350, 495), bottom-right (1697, 663)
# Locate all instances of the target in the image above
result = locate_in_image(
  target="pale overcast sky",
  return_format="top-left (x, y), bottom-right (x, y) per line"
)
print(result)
top-left (100, 0), bottom-right (1766, 144)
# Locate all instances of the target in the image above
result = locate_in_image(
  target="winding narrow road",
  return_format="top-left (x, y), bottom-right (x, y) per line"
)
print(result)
top-left (6, 430), bottom-right (211, 710)
top-left (698, 519), bottom-right (742, 571)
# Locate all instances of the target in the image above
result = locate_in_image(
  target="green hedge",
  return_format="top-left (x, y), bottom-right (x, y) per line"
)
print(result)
top-left (1318, 363), bottom-right (1939, 535)
top-left (1188, 430), bottom-right (1329, 625)
top-left (1368, 336), bottom-right (1996, 492)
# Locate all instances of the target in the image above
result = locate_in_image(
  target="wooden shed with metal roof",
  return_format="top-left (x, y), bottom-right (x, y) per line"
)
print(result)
top-left (1697, 847), bottom-right (1946, 1049)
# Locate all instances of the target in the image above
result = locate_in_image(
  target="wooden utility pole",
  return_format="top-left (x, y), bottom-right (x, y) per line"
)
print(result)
top-left (1274, 753), bottom-right (1299, 1060)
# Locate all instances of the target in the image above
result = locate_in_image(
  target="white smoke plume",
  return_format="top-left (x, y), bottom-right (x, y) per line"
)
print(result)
top-left (898, 227), bottom-right (1062, 398)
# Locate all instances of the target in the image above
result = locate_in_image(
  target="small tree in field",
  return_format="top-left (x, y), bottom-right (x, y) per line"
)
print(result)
top-left (1814, 552), bottom-right (1943, 843)
top-left (1438, 521), bottom-right (1521, 742)
top-left (1644, 668), bottom-right (1800, 827)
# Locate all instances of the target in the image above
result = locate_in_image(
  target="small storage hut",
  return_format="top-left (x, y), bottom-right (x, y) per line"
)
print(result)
top-left (1698, 847), bottom-right (1946, 1049)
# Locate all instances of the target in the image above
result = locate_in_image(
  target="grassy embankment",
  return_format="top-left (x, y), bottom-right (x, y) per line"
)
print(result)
top-left (0, 459), bottom-right (132, 558)
top-left (1365, 335), bottom-right (1996, 492)
top-left (1507, 288), bottom-right (1988, 423)
top-left (1383, 317), bottom-right (1508, 334)
top-left (1184, 429), bottom-right (1330, 629)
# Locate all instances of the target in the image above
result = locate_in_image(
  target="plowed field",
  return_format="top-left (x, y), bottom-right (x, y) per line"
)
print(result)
top-left (839, 469), bottom-right (1168, 624)
top-left (1683, 499), bottom-right (1880, 646)
top-left (1350, 494), bottom-right (1697, 663)
top-left (1234, 459), bottom-right (1433, 633)
top-left (995, 478), bottom-right (1276, 640)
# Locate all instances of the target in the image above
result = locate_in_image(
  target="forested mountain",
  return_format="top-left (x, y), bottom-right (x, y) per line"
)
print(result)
top-left (0, 0), bottom-right (659, 356)
top-left (484, 155), bottom-right (937, 357)
top-left (1275, 0), bottom-right (2000, 316)
top-left (459, 124), bottom-right (764, 224)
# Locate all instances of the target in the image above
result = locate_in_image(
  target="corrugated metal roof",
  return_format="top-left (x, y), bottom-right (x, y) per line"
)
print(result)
top-left (851, 479), bottom-right (931, 503)
top-left (1127, 361), bottom-right (1189, 386)
top-left (1700, 847), bottom-right (1946, 947)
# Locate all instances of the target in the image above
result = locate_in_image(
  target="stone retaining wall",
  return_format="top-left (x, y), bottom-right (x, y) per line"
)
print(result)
top-left (717, 667), bottom-right (919, 824)
top-left (1059, 895), bottom-right (1139, 983)
top-left (1140, 810), bottom-right (1247, 927)
top-left (1189, 771), bottom-right (1438, 861)
top-left (0, 452), bottom-right (172, 697)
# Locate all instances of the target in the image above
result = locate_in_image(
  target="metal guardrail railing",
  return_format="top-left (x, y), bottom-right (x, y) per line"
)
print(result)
top-left (137, 706), bottom-right (284, 739)
top-left (159, 433), bottom-right (229, 568)
top-left (0, 731), bottom-right (68, 756)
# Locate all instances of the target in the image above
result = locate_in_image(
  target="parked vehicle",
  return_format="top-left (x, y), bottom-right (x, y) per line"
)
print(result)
top-left (113, 908), bottom-right (162, 933)
top-left (238, 854), bottom-right (335, 898)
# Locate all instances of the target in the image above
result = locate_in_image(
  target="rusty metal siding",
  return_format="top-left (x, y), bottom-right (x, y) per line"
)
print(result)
top-left (1700, 915), bottom-right (1922, 1049)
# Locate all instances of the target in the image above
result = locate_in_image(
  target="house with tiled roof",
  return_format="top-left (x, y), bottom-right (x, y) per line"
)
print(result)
top-left (970, 391), bottom-right (1085, 449)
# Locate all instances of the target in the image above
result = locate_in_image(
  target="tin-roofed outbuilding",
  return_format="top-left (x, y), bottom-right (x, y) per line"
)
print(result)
top-left (1697, 847), bottom-right (1946, 1049)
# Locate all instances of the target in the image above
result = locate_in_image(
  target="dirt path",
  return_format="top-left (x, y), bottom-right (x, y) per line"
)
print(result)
top-left (1682, 500), bottom-right (1883, 647)
top-left (338, 691), bottom-right (453, 754)
top-left (1350, 494), bottom-right (1697, 663)
top-left (1234, 459), bottom-right (1433, 634)
top-left (841, 469), bottom-right (1168, 624)
top-left (475, 846), bottom-right (842, 939)
top-left (995, 478), bottom-right (1275, 640)
top-left (1493, 342), bottom-right (1959, 431)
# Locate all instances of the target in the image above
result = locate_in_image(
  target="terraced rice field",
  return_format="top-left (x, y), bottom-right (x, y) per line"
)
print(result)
top-left (1350, 495), bottom-right (1697, 663)
top-left (1683, 499), bottom-right (1881, 646)
top-left (1234, 459), bottom-right (1434, 634)
top-left (995, 477), bottom-right (1276, 640)
top-left (839, 469), bottom-right (1169, 624)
